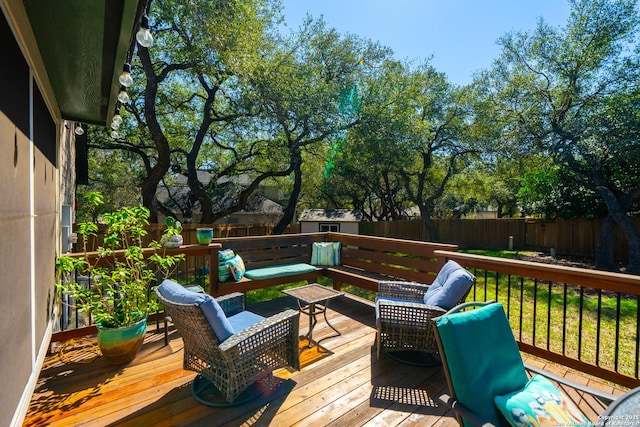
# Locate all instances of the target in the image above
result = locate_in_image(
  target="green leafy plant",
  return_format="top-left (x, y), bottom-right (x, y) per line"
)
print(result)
top-left (56, 192), bottom-right (185, 328)
top-left (164, 216), bottom-right (182, 236)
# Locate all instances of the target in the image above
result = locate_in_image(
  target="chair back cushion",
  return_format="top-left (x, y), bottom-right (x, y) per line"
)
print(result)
top-left (158, 279), bottom-right (235, 342)
top-left (433, 303), bottom-right (528, 427)
top-left (423, 260), bottom-right (474, 309)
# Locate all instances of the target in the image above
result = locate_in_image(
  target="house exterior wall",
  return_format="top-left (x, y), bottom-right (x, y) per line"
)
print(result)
top-left (1, 5), bottom-right (63, 426)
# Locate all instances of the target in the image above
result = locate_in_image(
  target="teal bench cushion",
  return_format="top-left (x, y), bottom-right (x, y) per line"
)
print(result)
top-left (244, 263), bottom-right (316, 280)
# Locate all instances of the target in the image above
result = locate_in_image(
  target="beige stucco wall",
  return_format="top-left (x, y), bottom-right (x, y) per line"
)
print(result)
top-left (0, 4), bottom-right (62, 425)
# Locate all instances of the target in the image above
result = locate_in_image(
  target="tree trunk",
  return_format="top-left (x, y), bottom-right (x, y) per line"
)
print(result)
top-left (418, 204), bottom-right (437, 242)
top-left (138, 47), bottom-right (172, 223)
top-left (595, 186), bottom-right (640, 274)
top-left (272, 151), bottom-right (302, 235)
top-left (594, 215), bottom-right (618, 272)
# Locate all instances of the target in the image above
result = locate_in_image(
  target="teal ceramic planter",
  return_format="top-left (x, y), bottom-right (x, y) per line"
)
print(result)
top-left (97, 318), bottom-right (147, 365)
top-left (196, 227), bottom-right (214, 245)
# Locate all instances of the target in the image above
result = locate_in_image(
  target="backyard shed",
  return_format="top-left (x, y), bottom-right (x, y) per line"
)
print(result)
top-left (299, 209), bottom-right (362, 234)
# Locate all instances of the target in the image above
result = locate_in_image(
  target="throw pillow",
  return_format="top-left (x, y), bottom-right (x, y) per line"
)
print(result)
top-left (310, 242), bottom-right (341, 266)
top-left (218, 249), bottom-right (235, 282)
top-left (494, 374), bottom-right (591, 427)
top-left (423, 260), bottom-right (474, 309)
top-left (228, 254), bottom-right (246, 281)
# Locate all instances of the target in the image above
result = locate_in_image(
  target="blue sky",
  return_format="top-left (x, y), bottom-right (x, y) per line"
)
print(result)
top-left (281, 0), bottom-right (571, 86)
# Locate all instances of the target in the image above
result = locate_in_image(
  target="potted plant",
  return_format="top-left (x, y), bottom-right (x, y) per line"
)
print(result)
top-left (56, 192), bottom-right (184, 364)
top-left (160, 216), bottom-right (183, 248)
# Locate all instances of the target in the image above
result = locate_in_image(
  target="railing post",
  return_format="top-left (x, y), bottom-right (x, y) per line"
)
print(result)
top-left (209, 246), bottom-right (218, 296)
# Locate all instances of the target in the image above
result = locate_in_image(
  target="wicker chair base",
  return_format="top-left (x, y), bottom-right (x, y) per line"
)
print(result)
top-left (191, 372), bottom-right (275, 407)
top-left (386, 350), bottom-right (441, 367)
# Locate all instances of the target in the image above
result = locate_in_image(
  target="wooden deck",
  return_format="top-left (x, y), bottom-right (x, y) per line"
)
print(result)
top-left (25, 294), bottom-right (627, 427)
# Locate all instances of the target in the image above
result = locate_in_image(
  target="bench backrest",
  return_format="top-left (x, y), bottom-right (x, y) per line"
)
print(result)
top-left (328, 232), bottom-right (459, 284)
top-left (212, 233), bottom-right (326, 271)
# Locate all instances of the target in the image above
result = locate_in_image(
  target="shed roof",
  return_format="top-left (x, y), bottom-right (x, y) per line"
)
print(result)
top-left (299, 209), bottom-right (363, 222)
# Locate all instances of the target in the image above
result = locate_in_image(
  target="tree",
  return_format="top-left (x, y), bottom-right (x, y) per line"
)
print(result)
top-left (482, 0), bottom-right (640, 272)
top-left (333, 60), bottom-right (483, 239)
top-left (237, 18), bottom-right (390, 233)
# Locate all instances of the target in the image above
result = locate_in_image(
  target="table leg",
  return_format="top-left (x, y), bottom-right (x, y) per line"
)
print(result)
top-left (306, 302), bottom-right (317, 348)
top-left (323, 299), bottom-right (341, 337)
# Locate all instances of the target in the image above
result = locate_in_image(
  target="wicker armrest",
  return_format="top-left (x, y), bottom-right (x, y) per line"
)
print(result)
top-left (219, 309), bottom-right (301, 369)
top-left (378, 280), bottom-right (430, 301)
top-left (377, 300), bottom-right (446, 325)
top-left (216, 292), bottom-right (245, 316)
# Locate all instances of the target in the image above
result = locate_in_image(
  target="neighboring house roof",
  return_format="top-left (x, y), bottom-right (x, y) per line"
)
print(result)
top-left (299, 209), bottom-right (363, 222)
top-left (156, 177), bottom-right (283, 221)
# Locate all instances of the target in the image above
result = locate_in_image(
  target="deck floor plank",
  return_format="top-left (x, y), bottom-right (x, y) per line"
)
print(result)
top-left (25, 294), bottom-right (625, 427)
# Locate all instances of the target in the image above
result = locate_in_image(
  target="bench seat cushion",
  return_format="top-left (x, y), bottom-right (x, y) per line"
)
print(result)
top-left (244, 263), bottom-right (316, 280)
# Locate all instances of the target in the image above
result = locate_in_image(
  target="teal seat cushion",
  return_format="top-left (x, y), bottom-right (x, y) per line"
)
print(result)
top-left (244, 263), bottom-right (316, 280)
top-left (228, 311), bottom-right (265, 333)
top-left (158, 279), bottom-right (235, 343)
top-left (434, 303), bottom-right (528, 427)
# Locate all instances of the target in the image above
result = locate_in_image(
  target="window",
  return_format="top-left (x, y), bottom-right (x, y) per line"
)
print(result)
top-left (319, 223), bottom-right (339, 232)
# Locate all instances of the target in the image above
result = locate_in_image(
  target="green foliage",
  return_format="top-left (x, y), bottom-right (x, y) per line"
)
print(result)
top-left (56, 193), bottom-right (185, 328)
top-left (163, 216), bottom-right (183, 236)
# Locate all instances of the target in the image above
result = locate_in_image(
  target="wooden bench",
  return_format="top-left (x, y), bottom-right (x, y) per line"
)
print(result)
top-left (210, 232), bottom-right (458, 296)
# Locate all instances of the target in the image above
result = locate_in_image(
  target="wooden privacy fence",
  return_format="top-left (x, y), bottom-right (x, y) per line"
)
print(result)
top-left (360, 217), bottom-right (640, 262)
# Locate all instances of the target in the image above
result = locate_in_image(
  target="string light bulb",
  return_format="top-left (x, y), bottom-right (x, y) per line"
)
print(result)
top-left (118, 63), bottom-right (133, 87)
top-left (111, 107), bottom-right (123, 130)
top-left (136, 15), bottom-right (154, 48)
top-left (117, 86), bottom-right (130, 104)
top-left (111, 130), bottom-right (119, 139)
top-left (75, 124), bottom-right (84, 136)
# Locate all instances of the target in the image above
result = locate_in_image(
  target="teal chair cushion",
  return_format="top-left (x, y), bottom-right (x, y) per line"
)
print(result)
top-left (434, 303), bottom-right (528, 427)
top-left (423, 260), bottom-right (474, 309)
top-left (158, 279), bottom-right (235, 342)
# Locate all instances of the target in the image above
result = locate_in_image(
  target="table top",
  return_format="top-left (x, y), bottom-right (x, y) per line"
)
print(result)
top-left (600, 386), bottom-right (640, 426)
top-left (282, 283), bottom-right (344, 305)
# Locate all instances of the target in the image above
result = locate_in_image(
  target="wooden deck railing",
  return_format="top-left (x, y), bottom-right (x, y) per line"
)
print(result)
top-left (436, 250), bottom-right (640, 389)
top-left (54, 244), bottom-right (221, 341)
top-left (54, 235), bottom-right (640, 389)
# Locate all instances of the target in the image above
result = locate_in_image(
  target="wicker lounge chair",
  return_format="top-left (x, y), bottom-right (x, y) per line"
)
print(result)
top-left (375, 260), bottom-right (474, 364)
top-left (156, 280), bottom-right (300, 406)
top-left (432, 301), bottom-right (617, 427)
